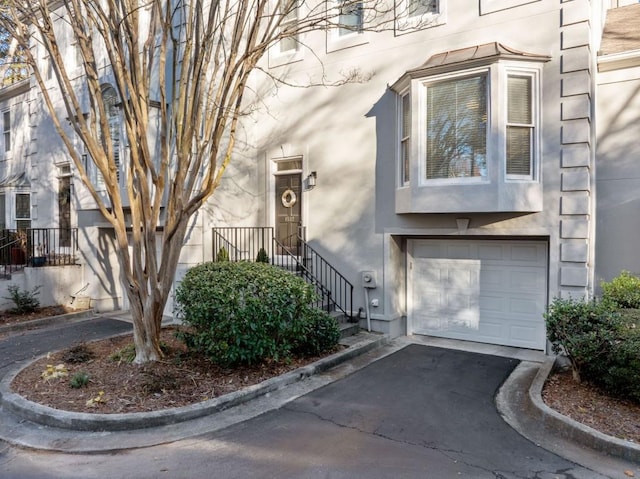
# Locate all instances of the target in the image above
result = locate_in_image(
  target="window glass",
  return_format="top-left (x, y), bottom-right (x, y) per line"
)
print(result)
top-left (338, 0), bottom-right (363, 36)
top-left (101, 86), bottom-right (121, 184)
top-left (277, 158), bottom-right (302, 171)
top-left (0, 194), bottom-right (5, 230)
top-left (400, 93), bottom-right (411, 184)
top-left (408, 0), bottom-right (436, 17)
top-left (16, 193), bottom-right (30, 219)
top-left (3, 110), bottom-right (10, 153)
top-left (426, 74), bottom-right (487, 180)
top-left (506, 75), bottom-right (533, 177)
top-left (279, 3), bottom-right (298, 53)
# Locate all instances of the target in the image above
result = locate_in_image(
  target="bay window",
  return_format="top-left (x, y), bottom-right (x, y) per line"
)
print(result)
top-left (391, 42), bottom-right (549, 213)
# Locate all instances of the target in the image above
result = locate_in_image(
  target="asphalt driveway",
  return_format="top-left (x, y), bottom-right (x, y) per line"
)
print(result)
top-left (0, 336), bottom-right (609, 478)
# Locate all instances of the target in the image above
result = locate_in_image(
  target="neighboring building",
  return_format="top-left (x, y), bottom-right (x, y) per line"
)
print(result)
top-left (595, 2), bottom-right (640, 288)
top-left (2, 0), bottom-right (639, 352)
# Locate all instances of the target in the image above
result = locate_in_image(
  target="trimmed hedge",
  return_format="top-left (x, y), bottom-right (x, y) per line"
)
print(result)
top-left (601, 270), bottom-right (640, 309)
top-left (545, 294), bottom-right (640, 402)
top-left (175, 261), bottom-right (339, 366)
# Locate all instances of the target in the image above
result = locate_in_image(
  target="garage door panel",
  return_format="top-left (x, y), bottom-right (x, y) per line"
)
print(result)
top-left (510, 244), bottom-right (543, 262)
top-left (477, 244), bottom-right (505, 260)
top-left (409, 240), bottom-right (547, 350)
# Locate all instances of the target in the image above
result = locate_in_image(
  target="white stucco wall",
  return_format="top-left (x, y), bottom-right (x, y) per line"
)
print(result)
top-left (596, 64), bottom-right (640, 286)
top-left (207, 0), bottom-right (594, 335)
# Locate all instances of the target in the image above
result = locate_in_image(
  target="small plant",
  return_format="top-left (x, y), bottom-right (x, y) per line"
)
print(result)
top-left (601, 270), bottom-right (640, 309)
top-left (215, 246), bottom-right (229, 262)
top-left (41, 363), bottom-right (68, 380)
top-left (109, 343), bottom-right (136, 364)
top-left (62, 343), bottom-right (95, 364)
top-left (86, 391), bottom-right (106, 407)
top-left (69, 371), bottom-right (90, 389)
top-left (256, 247), bottom-right (269, 264)
top-left (5, 284), bottom-right (41, 314)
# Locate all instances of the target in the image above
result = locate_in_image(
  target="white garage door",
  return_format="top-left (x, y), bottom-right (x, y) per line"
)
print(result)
top-left (408, 239), bottom-right (547, 350)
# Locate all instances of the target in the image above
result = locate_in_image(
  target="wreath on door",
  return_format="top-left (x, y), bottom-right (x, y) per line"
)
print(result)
top-left (281, 189), bottom-right (297, 208)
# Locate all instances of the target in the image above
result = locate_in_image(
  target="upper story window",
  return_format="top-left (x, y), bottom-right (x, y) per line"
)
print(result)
top-left (408, 0), bottom-right (437, 17)
top-left (3, 110), bottom-right (10, 154)
top-left (398, 92), bottom-right (411, 185)
top-left (337, 0), bottom-right (363, 37)
top-left (278, 3), bottom-right (299, 54)
top-left (506, 74), bottom-right (534, 178)
top-left (426, 73), bottom-right (487, 181)
top-left (396, 0), bottom-right (444, 33)
top-left (96, 85), bottom-right (122, 189)
top-left (390, 43), bottom-right (550, 213)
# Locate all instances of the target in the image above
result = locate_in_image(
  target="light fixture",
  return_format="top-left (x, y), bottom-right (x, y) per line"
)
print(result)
top-left (306, 171), bottom-right (317, 189)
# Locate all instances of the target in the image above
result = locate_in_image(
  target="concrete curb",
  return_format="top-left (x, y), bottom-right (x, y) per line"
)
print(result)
top-left (528, 357), bottom-right (640, 463)
top-left (0, 332), bottom-right (388, 433)
top-left (0, 309), bottom-right (97, 335)
top-left (497, 356), bottom-right (640, 470)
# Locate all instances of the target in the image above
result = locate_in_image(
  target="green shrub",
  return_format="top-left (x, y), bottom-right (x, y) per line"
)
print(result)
top-left (290, 308), bottom-right (341, 357)
top-left (256, 247), bottom-right (269, 264)
top-left (601, 270), bottom-right (640, 309)
top-left (175, 261), bottom-right (339, 366)
top-left (69, 372), bottom-right (90, 389)
top-left (4, 285), bottom-right (41, 314)
top-left (215, 246), bottom-right (229, 262)
top-left (597, 323), bottom-right (640, 401)
top-left (546, 297), bottom-right (640, 401)
top-left (545, 297), bottom-right (620, 382)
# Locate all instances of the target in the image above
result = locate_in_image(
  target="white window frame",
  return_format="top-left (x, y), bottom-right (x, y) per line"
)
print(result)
top-left (398, 62), bottom-right (542, 189)
top-left (417, 67), bottom-right (491, 186)
top-left (395, 0), bottom-right (446, 33)
top-left (14, 191), bottom-right (31, 230)
top-left (504, 67), bottom-right (540, 182)
top-left (270, 1), bottom-right (304, 67)
top-left (327, 0), bottom-right (368, 52)
top-left (2, 109), bottom-right (10, 155)
top-left (397, 90), bottom-right (411, 187)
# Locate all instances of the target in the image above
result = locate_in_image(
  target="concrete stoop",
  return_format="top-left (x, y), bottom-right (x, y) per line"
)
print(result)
top-left (0, 330), bottom-right (388, 453)
top-left (333, 311), bottom-right (360, 338)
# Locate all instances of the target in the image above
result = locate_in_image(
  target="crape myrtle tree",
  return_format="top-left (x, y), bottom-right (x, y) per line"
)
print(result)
top-left (0, 0), bottom-right (395, 363)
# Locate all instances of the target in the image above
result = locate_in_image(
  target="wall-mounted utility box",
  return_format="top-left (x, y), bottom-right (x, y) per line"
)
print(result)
top-left (362, 270), bottom-right (377, 288)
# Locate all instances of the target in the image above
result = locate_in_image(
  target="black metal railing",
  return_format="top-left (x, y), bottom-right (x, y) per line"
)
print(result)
top-left (0, 228), bottom-right (79, 275)
top-left (273, 236), bottom-right (353, 320)
top-left (213, 227), bottom-right (274, 262)
top-left (212, 226), bottom-right (353, 320)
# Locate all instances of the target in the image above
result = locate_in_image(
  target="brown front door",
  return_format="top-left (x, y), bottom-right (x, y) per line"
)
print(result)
top-left (276, 173), bottom-right (301, 255)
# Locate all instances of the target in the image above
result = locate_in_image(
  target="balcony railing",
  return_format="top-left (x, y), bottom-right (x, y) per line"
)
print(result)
top-left (0, 228), bottom-right (79, 275)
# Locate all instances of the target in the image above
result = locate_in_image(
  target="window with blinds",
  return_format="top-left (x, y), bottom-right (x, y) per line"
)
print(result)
top-left (506, 74), bottom-right (533, 178)
top-left (426, 74), bottom-right (487, 180)
top-left (400, 93), bottom-right (411, 185)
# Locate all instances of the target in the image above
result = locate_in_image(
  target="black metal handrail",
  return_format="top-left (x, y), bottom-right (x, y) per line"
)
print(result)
top-left (213, 227), bottom-right (274, 262)
top-left (212, 227), bottom-right (353, 320)
top-left (0, 228), bottom-right (79, 275)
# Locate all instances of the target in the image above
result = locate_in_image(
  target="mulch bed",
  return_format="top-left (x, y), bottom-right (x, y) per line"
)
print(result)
top-left (543, 370), bottom-right (640, 443)
top-left (11, 327), bottom-right (340, 414)
top-left (0, 305), bottom-right (75, 326)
